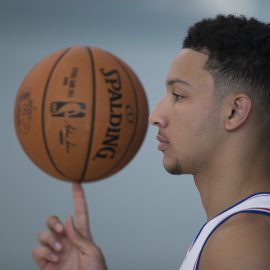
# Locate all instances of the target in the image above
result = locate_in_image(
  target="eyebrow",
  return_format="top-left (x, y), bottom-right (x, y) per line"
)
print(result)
top-left (166, 79), bottom-right (192, 88)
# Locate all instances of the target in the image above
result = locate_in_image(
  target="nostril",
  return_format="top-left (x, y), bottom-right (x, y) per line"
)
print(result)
top-left (149, 112), bottom-right (162, 127)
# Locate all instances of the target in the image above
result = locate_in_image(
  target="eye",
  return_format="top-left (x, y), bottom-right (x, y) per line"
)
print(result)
top-left (172, 93), bottom-right (183, 102)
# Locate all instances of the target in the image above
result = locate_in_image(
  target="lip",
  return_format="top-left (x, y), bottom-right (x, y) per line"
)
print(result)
top-left (156, 134), bottom-right (169, 151)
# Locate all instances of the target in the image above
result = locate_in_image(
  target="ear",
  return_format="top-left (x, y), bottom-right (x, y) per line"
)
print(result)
top-left (225, 94), bottom-right (252, 131)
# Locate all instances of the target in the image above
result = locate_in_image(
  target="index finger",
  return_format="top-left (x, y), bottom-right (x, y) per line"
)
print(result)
top-left (72, 183), bottom-right (92, 240)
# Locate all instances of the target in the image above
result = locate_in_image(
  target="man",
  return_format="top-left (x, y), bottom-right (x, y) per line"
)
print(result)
top-left (32, 14), bottom-right (270, 270)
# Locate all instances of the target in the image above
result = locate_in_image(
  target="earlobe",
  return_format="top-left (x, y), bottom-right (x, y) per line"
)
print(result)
top-left (225, 95), bottom-right (252, 131)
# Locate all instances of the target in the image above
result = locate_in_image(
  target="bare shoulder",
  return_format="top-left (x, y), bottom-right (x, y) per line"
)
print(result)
top-left (198, 212), bottom-right (270, 270)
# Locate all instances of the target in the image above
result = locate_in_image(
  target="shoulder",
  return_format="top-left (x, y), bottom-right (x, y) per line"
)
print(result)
top-left (198, 212), bottom-right (270, 270)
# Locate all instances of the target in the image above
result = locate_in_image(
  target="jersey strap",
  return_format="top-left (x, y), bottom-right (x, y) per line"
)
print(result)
top-left (179, 192), bottom-right (270, 270)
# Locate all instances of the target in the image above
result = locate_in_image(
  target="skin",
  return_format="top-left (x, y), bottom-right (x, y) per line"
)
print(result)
top-left (33, 48), bottom-right (270, 269)
top-left (150, 48), bottom-right (270, 269)
top-left (32, 184), bottom-right (107, 270)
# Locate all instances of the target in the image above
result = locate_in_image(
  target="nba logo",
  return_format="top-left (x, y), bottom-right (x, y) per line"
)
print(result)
top-left (50, 101), bottom-right (86, 118)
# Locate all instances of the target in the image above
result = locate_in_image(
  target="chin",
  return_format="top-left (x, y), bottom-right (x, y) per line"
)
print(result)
top-left (163, 158), bottom-right (183, 175)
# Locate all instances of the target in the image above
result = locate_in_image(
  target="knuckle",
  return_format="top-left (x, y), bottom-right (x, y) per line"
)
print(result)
top-left (47, 215), bottom-right (58, 225)
top-left (31, 248), bottom-right (38, 258)
top-left (47, 215), bottom-right (64, 233)
top-left (36, 231), bottom-right (44, 241)
top-left (88, 244), bottom-right (102, 257)
top-left (32, 246), bottom-right (46, 259)
top-left (75, 208), bottom-right (85, 216)
top-left (37, 230), bottom-right (52, 243)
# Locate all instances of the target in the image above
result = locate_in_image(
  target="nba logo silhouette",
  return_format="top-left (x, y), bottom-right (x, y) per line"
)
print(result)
top-left (50, 101), bottom-right (86, 118)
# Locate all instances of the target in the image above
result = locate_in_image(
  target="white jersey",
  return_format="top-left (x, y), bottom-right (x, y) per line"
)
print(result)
top-left (179, 192), bottom-right (270, 270)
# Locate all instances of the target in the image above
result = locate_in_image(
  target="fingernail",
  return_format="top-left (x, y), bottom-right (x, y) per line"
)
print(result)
top-left (54, 241), bottom-right (62, 251)
top-left (55, 223), bottom-right (63, 233)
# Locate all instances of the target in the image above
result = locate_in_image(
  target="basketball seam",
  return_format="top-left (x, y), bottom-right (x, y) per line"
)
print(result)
top-left (79, 47), bottom-right (96, 182)
top-left (41, 48), bottom-right (71, 180)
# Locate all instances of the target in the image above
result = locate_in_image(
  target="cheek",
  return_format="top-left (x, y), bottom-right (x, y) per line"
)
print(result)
top-left (177, 104), bottom-right (218, 141)
top-left (195, 105), bottom-right (221, 145)
top-left (169, 98), bottom-right (220, 139)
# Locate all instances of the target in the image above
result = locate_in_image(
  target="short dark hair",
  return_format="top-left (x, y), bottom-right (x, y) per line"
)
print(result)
top-left (183, 14), bottom-right (270, 122)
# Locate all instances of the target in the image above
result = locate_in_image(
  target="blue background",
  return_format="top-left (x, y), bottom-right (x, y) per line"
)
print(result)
top-left (0, 1), bottom-right (268, 269)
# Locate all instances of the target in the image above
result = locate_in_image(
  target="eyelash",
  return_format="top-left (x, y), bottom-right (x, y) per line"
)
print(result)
top-left (172, 93), bottom-right (183, 102)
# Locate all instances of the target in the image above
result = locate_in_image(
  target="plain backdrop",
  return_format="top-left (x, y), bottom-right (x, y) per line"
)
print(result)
top-left (1, 1), bottom-right (269, 269)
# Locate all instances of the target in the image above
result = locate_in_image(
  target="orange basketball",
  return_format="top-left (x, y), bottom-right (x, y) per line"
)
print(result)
top-left (14, 46), bottom-right (149, 183)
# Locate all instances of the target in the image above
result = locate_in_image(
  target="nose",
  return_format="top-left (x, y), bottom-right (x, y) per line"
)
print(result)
top-left (149, 97), bottom-right (168, 128)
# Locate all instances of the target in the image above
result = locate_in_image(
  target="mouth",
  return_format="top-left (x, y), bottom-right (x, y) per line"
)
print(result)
top-left (156, 134), bottom-right (169, 151)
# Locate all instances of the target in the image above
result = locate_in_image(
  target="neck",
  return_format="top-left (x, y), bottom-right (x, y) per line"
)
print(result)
top-left (194, 137), bottom-right (270, 220)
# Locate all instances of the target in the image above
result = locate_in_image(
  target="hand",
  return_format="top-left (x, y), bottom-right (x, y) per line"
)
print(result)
top-left (32, 184), bottom-right (107, 270)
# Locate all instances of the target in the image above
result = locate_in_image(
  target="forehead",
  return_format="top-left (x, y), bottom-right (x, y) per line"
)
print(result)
top-left (167, 49), bottom-right (214, 90)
